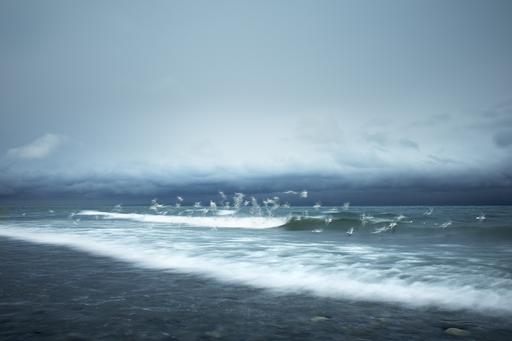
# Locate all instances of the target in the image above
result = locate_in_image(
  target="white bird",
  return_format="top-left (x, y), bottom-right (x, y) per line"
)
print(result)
top-left (424, 207), bottom-right (434, 216)
top-left (219, 191), bottom-right (227, 200)
top-left (150, 199), bottom-right (165, 211)
top-left (263, 198), bottom-right (274, 205)
top-left (300, 190), bottom-right (308, 198)
top-left (440, 220), bottom-right (452, 228)
top-left (372, 221), bottom-right (398, 234)
top-left (372, 226), bottom-right (388, 234)
top-left (210, 201), bottom-right (217, 210)
top-left (360, 213), bottom-right (373, 225)
top-left (346, 227), bottom-right (354, 236)
top-left (476, 213), bottom-right (486, 221)
top-left (388, 222), bottom-right (398, 231)
top-left (325, 217), bottom-right (333, 225)
top-left (313, 202), bottom-right (322, 210)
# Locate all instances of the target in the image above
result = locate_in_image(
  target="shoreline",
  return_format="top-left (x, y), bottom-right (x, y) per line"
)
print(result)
top-left (1, 237), bottom-right (511, 340)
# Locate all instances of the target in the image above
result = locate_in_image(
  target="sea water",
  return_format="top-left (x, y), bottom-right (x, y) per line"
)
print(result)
top-left (1, 203), bottom-right (511, 339)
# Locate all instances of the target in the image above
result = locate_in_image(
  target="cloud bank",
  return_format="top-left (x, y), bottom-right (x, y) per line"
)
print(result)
top-left (1, 1), bottom-right (511, 204)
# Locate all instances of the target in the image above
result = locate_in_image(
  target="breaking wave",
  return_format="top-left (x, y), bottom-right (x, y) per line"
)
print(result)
top-left (76, 210), bottom-right (289, 229)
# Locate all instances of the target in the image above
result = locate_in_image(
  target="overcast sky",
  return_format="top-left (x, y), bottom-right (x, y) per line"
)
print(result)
top-left (1, 0), bottom-right (511, 203)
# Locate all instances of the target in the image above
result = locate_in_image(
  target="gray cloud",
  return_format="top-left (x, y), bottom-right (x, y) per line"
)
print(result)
top-left (493, 130), bottom-right (512, 148)
top-left (365, 133), bottom-right (389, 147)
top-left (398, 139), bottom-right (419, 150)
top-left (427, 154), bottom-right (462, 165)
top-left (1, 167), bottom-right (511, 205)
top-left (0, 1), bottom-right (511, 204)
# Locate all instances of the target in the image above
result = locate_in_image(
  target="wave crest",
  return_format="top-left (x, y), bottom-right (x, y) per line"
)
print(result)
top-left (76, 210), bottom-right (289, 229)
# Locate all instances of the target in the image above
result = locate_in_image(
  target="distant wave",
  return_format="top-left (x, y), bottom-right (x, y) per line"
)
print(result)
top-left (76, 210), bottom-right (289, 229)
top-left (0, 228), bottom-right (511, 315)
top-left (281, 214), bottom-right (512, 238)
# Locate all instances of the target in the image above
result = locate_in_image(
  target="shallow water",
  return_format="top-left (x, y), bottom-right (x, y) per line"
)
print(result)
top-left (1, 203), bottom-right (511, 339)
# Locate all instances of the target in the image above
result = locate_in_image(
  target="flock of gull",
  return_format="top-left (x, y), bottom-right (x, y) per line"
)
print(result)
top-left (46, 190), bottom-right (489, 234)
top-left (100, 190), bottom-right (488, 235)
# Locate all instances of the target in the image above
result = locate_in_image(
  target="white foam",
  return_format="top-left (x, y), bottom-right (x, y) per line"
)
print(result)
top-left (76, 210), bottom-right (288, 229)
top-left (215, 209), bottom-right (236, 216)
top-left (1, 228), bottom-right (512, 315)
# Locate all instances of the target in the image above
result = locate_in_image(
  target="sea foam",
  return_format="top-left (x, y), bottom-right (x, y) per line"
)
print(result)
top-left (76, 210), bottom-right (288, 229)
top-left (1, 228), bottom-right (511, 315)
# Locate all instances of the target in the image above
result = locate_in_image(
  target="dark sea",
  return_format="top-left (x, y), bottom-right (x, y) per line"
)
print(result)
top-left (1, 202), bottom-right (511, 340)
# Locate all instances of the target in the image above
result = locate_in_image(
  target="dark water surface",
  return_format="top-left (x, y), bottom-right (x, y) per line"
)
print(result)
top-left (1, 239), bottom-right (511, 340)
top-left (1, 204), bottom-right (512, 339)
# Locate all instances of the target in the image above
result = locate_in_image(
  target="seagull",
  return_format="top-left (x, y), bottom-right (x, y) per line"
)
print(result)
top-left (372, 226), bottom-right (388, 234)
top-left (388, 222), bottom-right (398, 232)
top-left (219, 191), bottom-right (227, 200)
top-left (424, 207), bottom-right (434, 216)
top-left (476, 213), bottom-right (486, 221)
top-left (313, 202), bottom-right (322, 210)
top-left (360, 213), bottom-right (373, 225)
top-left (346, 227), bottom-right (354, 236)
top-left (210, 201), bottom-right (217, 210)
top-left (325, 216), bottom-right (333, 225)
top-left (372, 221), bottom-right (398, 234)
top-left (150, 199), bottom-right (165, 211)
top-left (440, 220), bottom-right (452, 228)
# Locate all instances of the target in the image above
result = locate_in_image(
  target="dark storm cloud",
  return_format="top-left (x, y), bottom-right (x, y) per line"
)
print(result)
top-left (493, 130), bottom-right (512, 148)
top-left (1, 0), bottom-right (512, 204)
top-left (2, 164), bottom-right (512, 205)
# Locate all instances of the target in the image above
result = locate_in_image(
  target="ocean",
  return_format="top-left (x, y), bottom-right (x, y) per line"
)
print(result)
top-left (1, 202), bottom-right (511, 340)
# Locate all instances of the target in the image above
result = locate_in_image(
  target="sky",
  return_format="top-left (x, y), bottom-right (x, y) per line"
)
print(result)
top-left (1, 0), bottom-right (512, 204)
